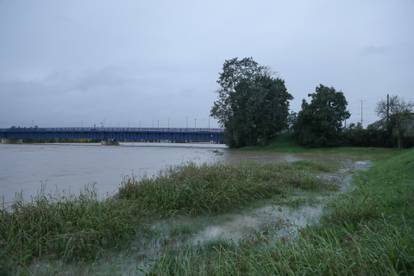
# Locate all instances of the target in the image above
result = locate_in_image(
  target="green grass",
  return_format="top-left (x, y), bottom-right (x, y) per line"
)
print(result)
top-left (150, 149), bottom-right (414, 275)
top-left (242, 134), bottom-right (401, 160)
top-left (291, 159), bottom-right (337, 172)
top-left (0, 189), bottom-right (142, 272)
top-left (4, 149), bottom-right (410, 275)
top-left (271, 192), bottom-right (323, 208)
top-left (118, 163), bottom-right (335, 216)
top-left (0, 162), bottom-right (332, 273)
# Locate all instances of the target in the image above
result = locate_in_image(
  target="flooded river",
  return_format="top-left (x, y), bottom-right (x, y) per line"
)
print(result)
top-left (0, 143), bottom-right (302, 203)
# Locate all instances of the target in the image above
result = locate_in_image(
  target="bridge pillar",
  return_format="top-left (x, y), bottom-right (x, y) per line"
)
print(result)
top-left (1, 138), bottom-right (23, 144)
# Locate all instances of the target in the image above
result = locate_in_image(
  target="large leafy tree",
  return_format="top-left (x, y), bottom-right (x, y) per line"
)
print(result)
top-left (211, 57), bottom-right (293, 147)
top-left (376, 95), bottom-right (414, 148)
top-left (293, 84), bottom-right (350, 146)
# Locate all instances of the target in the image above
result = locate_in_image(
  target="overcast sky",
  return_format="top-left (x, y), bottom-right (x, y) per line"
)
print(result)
top-left (0, 0), bottom-right (413, 128)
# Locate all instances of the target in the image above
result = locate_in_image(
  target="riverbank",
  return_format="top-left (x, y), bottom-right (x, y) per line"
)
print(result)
top-left (1, 157), bottom-right (340, 273)
top-left (152, 149), bottom-right (414, 275)
top-left (242, 134), bottom-right (401, 160)
top-left (1, 148), bottom-right (412, 274)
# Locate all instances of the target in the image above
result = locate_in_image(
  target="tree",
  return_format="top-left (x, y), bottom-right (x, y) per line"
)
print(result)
top-left (211, 57), bottom-right (293, 147)
top-left (287, 111), bottom-right (297, 132)
top-left (376, 95), bottom-right (414, 148)
top-left (344, 122), bottom-right (391, 147)
top-left (293, 84), bottom-right (350, 147)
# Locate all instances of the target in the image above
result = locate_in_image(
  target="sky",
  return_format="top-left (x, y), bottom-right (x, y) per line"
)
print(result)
top-left (0, 0), bottom-right (413, 128)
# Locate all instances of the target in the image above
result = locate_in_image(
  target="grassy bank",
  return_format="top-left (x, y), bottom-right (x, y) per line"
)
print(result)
top-left (151, 149), bottom-right (414, 275)
top-left (3, 149), bottom-right (410, 275)
top-left (242, 134), bottom-right (400, 160)
top-left (118, 162), bottom-right (335, 216)
top-left (0, 162), bottom-right (333, 273)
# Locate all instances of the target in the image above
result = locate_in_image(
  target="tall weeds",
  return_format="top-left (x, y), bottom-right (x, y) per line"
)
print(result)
top-left (0, 162), bottom-right (331, 272)
top-left (151, 150), bottom-right (414, 275)
top-left (118, 163), bottom-right (334, 215)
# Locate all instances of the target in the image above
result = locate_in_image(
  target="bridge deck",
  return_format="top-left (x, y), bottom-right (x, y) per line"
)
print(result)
top-left (0, 127), bottom-right (225, 144)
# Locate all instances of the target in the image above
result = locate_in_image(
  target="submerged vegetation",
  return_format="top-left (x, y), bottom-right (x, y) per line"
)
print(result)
top-left (118, 163), bottom-right (335, 216)
top-left (151, 149), bottom-right (414, 275)
top-left (2, 149), bottom-right (413, 275)
top-left (0, 162), bottom-right (333, 273)
top-left (243, 134), bottom-right (400, 160)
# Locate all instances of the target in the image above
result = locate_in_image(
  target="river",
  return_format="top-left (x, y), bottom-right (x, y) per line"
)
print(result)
top-left (0, 143), bottom-right (302, 204)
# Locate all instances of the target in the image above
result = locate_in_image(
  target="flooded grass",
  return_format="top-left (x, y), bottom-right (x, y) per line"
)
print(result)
top-left (291, 159), bottom-right (338, 172)
top-left (3, 150), bottom-right (411, 275)
top-left (151, 149), bottom-right (414, 275)
top-left (117, 162), bottom-right (335, 216)
top-left (0, 161), bottom-right (335, 273)
top-left (242, 134), bottom-right (401, 160)
top-left (0, 189), bottom-right (143, 271)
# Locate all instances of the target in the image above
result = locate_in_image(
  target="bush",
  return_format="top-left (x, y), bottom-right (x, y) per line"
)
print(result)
top-left (343, 123), bottom-right (393, 147)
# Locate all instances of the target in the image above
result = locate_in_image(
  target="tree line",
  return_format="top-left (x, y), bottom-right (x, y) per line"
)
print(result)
top-left (211, 57), bottom-right (414, 148)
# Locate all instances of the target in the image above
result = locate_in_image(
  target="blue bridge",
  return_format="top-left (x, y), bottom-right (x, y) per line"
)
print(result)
top-left (0, 127), bottom-right (225, 144)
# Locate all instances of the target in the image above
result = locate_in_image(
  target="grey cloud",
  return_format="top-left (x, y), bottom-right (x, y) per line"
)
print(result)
top-left (361, 45), bottom-right (390, 56)
top-left (0, 0), bottom-right (413, 128)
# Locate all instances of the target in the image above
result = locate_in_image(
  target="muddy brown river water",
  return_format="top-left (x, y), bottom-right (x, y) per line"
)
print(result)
top-left (27, 159), bottom-right (370, 275)
top-left (4, 143), bottom-right (370, 274)
top-left (0, 143), bottom-right (306, 203)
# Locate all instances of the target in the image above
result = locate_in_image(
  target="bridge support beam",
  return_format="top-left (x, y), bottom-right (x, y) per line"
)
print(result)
top-left (1, 138), bottom-right (23, 144)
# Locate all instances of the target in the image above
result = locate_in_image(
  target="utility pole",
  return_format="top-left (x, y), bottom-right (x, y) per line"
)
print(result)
top-left (360, 100), bottom-right (363, 126)
top-left (386, 94), bottom-right (390, 122)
